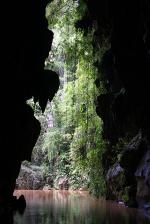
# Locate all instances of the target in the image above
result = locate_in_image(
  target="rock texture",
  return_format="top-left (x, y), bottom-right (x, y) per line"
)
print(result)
top-left (106, 162), bottom-right (125, 200)
top-left (0, 0), bottom-right (59, 211)
top-left (79, 0), bottom-right (150, 215)
top-left (119, 132), bottom-right (149, 207)
top-left (0, 0), bottom-right (150, 219)
top-left (16, 165), bottom-right (45, 190)
top-left (106, 132), bottom-right (150, 208)
top-left (135, 150), bottom-right (150, 197)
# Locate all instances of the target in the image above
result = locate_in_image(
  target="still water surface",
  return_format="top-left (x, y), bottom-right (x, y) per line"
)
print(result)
top-left (13, 190), bottom-right (149, 224)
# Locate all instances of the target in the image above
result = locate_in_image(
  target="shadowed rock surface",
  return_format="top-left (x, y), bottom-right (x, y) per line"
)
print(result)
top-left (0, 0), bottom-right (59, 214)
top-left (0, 0), bottom-right (150, 220)
top-left (78, 0), bottom-right (150, 215)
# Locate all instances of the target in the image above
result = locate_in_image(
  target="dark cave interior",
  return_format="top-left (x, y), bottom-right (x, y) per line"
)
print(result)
top-left (0, 0), bottom-right (59, 205)
top-left (0, 0), bottom-right (150, 219)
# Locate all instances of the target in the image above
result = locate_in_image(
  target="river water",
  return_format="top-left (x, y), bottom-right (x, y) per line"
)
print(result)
top-left (13, 190), bottom-right (149, 224)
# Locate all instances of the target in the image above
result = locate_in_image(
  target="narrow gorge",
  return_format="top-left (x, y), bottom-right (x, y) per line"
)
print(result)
top-left (0, 0), bottom-right (150, 222)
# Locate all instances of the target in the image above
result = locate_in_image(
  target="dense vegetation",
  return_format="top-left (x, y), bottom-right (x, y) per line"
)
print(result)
top-left (20, 0), bottom-right (107, 196)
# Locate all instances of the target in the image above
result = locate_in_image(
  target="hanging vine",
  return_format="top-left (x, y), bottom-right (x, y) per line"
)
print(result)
top-left (22, 0), bottom-right (106, 196)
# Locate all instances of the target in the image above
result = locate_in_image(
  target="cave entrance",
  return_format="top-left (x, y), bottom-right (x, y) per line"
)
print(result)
top-left (16, 0), bottom-right (104, 196)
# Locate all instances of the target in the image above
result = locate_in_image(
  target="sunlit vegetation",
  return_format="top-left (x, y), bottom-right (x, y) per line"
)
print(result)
top-left (23, 0), bottom-right (106, 196)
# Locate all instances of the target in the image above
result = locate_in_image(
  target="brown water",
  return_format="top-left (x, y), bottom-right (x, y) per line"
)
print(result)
top-left (13, 190), bottom-right (149, 224)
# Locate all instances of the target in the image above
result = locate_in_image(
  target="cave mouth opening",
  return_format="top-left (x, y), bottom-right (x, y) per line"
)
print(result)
top-left (16, 0), bottom-right (105, 196)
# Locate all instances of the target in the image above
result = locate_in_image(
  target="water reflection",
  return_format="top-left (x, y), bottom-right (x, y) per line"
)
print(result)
top-left (13, 190), bottom-right (149, 224)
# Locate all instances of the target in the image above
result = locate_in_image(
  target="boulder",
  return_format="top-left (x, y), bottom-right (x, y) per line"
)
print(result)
top-left (120, 132), bottom-right (147, 173)
top-left (106, 162), bottom-right (125, 200)
top-left (16, 165), bottom-right (44, 190)
top-left (135, 150), bottom-right (150, 201)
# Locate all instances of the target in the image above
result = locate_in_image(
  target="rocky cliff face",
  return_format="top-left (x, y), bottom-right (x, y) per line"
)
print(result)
top-left (0, 0), bottom-right (150, 218)
top-left (0, 0), bottom-right (59, 210)
top-left (16, 165), bottom-right (45, 190)
top-left (80, 0), bottom-right (150, 214)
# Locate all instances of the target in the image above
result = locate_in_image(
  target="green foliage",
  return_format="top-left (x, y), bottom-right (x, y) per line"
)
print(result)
top-left (23, 0), bottom-right (106, 196)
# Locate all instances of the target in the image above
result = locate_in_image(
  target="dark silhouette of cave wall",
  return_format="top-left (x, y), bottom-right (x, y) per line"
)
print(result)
top-left (1, 0), bottom-right (150, 210)
top-left (0, 0), bottom-right (59, 203)
top-left (81, 0), bottom-right (150, 207)
top-left (83, 0), bottom-right (150, 141)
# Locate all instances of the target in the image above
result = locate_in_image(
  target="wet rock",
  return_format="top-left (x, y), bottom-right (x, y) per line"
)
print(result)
top-left (118, 132), bottom-right (150, 209)
top-left (119, 132), bottom-right (149, 189)
top-left (120, 132), bottom-right (147, 173)
top-left (135, 150), bottom-right (150, 200)
top-left (0, 194), bottom-right (26, 222)
top-left (106, 162), bottom-right (125, 200)
top-left (17, 195), bottom-right (26, 208)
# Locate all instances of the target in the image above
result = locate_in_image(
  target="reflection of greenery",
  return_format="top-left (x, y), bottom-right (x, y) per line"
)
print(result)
top-left (14, 191), bottom-right (140, 224)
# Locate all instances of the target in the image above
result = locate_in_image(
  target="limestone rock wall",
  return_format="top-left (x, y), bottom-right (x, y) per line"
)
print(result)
top-left (80, 0), bottom-right (150, 212)
top-left (0, 0), bottom-right (59, 204)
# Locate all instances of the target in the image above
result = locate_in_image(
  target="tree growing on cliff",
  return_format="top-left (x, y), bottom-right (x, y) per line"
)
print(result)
top-left (19, 0), bottom-right (106, 196)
